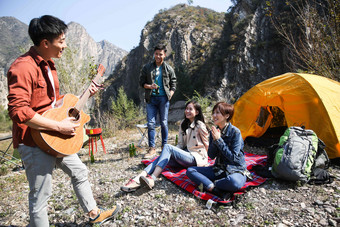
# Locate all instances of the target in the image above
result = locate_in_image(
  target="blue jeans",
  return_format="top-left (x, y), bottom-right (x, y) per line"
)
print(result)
top-left (144, 144), bottom-right (196, 174)
top-left (186, 166), bottom-right (246, 192)
top-left (146, 95), bottom-right (169, 147)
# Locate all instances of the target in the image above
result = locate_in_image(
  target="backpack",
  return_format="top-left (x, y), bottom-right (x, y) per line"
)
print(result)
top-left (271, 126), bottom-right (319, 183)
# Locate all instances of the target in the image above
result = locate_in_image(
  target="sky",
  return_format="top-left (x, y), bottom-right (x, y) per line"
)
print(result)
top-left (0, 0), bottom-right (233, 51)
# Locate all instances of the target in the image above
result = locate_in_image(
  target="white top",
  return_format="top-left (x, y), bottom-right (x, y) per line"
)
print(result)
top-left (47, 67), bottom-right (56, 108)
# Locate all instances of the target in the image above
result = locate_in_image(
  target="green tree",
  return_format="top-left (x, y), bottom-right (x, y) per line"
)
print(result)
top-left (54, 47), bottom-right (98, 95)
top-left (111, 87), bottom-right (143, 129)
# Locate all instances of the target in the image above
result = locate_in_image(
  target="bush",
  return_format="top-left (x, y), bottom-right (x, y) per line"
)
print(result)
top-left (0, 106), bottom-right (11, 133)
top-left (110, 87), bottom-right (144, 129)
top-left (189, 90), bottom-right (213, 115)
top-left (186, 91), bottom-right (214, 129)
top-left (96, 111), bottom-right (118, 138)
top-left (267, 0), bottom-right (340, 81)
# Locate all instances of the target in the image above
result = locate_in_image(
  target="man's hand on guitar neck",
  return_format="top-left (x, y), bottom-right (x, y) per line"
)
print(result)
top-left (26, 113), bottom-right (80, 136)
top-left (89, 80), bottom-right (102, 97)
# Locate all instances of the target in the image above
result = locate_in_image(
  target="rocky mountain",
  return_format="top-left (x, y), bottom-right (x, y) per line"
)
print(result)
top-left (101, 4), bottom-right (226, 110)
top-left (0, 17), bottom-right (127, 107)
top-left (100, 1), bottom-right (291, 115)
top-left (64, 22), bottom-right (127, 79)
top-left (0, 17), bottom-right (31, 108)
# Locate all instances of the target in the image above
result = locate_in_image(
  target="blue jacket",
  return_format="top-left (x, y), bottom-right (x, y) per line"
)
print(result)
top-left (208, 123), bottom-right (246, 175)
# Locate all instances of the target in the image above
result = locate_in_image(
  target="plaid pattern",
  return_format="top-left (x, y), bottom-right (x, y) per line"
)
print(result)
top-left (142, 152), bottom-right (267, 204)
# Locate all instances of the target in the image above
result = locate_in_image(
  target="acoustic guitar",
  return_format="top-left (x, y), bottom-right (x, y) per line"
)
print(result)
top-left (31, 64), bottom-right (105, 157)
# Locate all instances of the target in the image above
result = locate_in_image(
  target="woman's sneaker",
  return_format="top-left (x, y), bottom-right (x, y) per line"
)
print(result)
top-left (212, 187), bottom-right (232, 201)
top-left (140, 175), bottom-right (155, 189)
top-left (120, 179), bottom-right (140, 192)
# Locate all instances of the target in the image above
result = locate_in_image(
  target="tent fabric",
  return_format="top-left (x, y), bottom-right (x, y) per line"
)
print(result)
top-left (142, 152), bottom-right (267, 204)
top-left (231, 73), bottom-right (340, 159)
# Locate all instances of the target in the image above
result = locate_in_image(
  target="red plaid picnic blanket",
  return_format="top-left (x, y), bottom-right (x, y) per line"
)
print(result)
top-left (142, 152), bottom-right (267, 204)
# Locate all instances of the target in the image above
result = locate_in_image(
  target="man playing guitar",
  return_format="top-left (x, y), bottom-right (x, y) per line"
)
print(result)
top-left (7, 15), bottom-right (120, 226)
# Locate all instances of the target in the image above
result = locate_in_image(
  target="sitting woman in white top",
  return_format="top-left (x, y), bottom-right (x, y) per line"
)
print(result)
top-left (121, 100), bottom-right (209, 192)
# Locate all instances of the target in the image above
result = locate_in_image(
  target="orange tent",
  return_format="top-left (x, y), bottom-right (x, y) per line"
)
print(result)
top-left (231, 73), bottom-right (340, 159)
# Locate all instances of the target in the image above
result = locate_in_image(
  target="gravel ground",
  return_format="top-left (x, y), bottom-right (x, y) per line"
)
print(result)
top-left (0, 128), bottom-right (339, 226)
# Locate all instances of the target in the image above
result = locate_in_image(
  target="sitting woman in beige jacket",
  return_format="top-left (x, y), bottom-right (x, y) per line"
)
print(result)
top-left (121, 100), bottom-right (209, 192)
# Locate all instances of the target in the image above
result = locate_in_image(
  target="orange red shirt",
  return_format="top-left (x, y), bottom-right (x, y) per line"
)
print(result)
top-left (7, 46), bottom-right (60, 148)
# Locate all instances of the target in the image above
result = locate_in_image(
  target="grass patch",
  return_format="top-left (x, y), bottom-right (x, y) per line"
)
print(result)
top-left (0, 165), bottom-right (9, 176)
top-left (155, 194), bottom-right (164, 199)
top-left (100, 192), bottom-right (111, 202)
top-left (243, 202), bottom-right (255, 210)
top-left (3, 173), bottom-right (26, 184)
top-left (122, 206), bottom-right (131, 213)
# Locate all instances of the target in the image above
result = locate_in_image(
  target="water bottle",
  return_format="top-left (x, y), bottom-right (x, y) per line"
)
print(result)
top-left (90, 150), bottom-right (95, 163)
top-left (132, 143), bottom-right (136, 156)
top-left (129, 144), bottom-right (133, 157)
top-left (155, 84), bottom-right (159, 94)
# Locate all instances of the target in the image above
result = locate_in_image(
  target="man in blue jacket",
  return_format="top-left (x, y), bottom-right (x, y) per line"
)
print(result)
top-left (139, 44), bottom-right (177, 159)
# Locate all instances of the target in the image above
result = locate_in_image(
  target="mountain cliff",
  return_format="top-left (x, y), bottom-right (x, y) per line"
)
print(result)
top-left (101, 4), bottom-right (227, 109)
top-left (0, 17), bottom-right (127, 107)
top-left (100, 2), bottom-right (291, 113)
top-left (64, 22), bottom-right (127, 79)
top-left (0, 17), bottom-right (31, 108)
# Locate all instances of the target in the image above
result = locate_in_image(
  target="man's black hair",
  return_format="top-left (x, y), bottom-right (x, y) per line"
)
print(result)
top-left (154, 44), bottom-right (167, 53)
top-left (28, 15), bottom-right (68, 46)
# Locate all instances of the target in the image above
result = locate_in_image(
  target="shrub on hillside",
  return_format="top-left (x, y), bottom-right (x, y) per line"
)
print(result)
top-left (110, 87), bottom-right (145, 130)
top-left (0, 106), bottom-right (11, 132)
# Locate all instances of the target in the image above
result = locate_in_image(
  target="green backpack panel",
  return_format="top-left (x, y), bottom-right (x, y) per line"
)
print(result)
top-left (271, 126), bottom-right (318, 182)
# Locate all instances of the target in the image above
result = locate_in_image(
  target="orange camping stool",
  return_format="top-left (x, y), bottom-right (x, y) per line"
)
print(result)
top-left (85, 128), bottom-right (106, 156)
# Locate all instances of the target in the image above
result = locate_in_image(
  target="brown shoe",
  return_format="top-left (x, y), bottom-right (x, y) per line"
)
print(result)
top-left (143, 147), bottom-right (156, 159)
top-left (89, 205), bottom-right (120, 224)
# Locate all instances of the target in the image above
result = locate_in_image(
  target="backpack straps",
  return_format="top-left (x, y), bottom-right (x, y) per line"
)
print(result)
top-left (308, 138), bottom-right (333, 185)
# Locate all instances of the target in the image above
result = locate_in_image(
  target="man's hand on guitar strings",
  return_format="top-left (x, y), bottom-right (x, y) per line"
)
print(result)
top-left (58, 117), bottom-right (80, 136)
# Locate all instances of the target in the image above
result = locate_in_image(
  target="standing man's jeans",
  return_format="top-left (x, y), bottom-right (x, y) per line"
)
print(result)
top-left (18, 145), bottom-right (97, 227)
top-left (146, 95), bottom-right (169, 147)
top-left (144, 144), bottom-right (196, 174)
top-left (187, 166), bottom-right (246, 192)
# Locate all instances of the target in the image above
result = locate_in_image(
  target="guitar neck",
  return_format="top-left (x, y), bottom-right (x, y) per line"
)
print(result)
top-left (75, 89), bottom-right (91, 111)
top-left (75, 64), bottom-right (105, 111)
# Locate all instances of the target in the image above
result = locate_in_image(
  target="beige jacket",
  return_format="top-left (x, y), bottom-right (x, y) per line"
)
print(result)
top-left (177, 120), bottom-right (209, 166)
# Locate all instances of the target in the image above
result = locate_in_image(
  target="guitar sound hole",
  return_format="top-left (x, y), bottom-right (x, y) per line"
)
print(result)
top-left (68, 108), bottom-right (80, 121)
